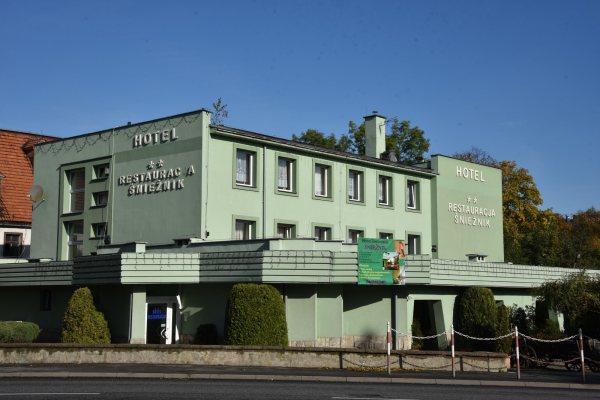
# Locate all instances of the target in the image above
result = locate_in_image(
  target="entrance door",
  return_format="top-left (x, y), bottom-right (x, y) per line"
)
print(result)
top-left (146, 303), bottom-right (171, 344)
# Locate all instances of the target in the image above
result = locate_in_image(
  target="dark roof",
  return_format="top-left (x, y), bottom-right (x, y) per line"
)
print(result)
top-left (213, 125), bottom-right (436, 176)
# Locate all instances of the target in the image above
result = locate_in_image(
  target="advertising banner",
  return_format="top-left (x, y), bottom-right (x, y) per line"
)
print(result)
top-left (357, 238), bottom-right (406, 285)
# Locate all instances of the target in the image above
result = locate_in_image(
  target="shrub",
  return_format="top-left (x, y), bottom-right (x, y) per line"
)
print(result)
top-left (411, 321), bottom-right (423, 350)
top-left (454, 287), bottom-right (497, 351)
top-left (0, 321), bottom-right (40, 343)
top-left (194, 323), bottom-right (219, 345)
top-left (61, 287), bottom-right (111, 344)
top-left (224, 283), bottom-right (288, 346)
top-left (509, 305), bottom-right (532, 335)
top-left (495, 304), bottom-right (512, 353)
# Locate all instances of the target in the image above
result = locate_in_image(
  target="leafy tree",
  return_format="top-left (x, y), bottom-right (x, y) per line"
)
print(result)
top-left (61, 287), bottom-right (111, 344)
top-left (347, 121), bottom-right (365, 155)
top-left (538, 271), bottom-right (600, 337)
top-left (453, 147), bottom-right (497, 167)
top-left (567, 208), bottom-right (600, 269)
top-left (386, 118), bottom-right (430, 163)
top-left (292, 129), bottom-right (352, 152)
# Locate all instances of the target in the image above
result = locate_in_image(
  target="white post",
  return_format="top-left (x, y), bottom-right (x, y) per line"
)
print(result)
top-left (515, 326), bottom-right (520, 380)
top-left (387, 321), bottom-right (391, 375)
top-left (451, 325), bottom-right (456, 378)
top-left (580, 329), bottom-right (586, 383)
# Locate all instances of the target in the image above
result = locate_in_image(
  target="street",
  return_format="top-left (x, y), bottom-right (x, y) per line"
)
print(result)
top-left (0, 379), bottom-right (598, 400)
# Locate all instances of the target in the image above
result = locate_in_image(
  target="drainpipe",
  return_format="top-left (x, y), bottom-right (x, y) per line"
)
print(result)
top-left (262, 144), bottom-right (266, 239)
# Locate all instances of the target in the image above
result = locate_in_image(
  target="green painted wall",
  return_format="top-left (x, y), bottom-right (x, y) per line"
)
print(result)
top-left (316, 285), bottom-right (343, 339)
top-left (431, 155), bottom-right (504, 261)
top-left (343, 285), bottom-right (392, 337)
top-left (285, 284), bottom-right (317, 342)
top-left (180, 283), bottom-right (232, 342)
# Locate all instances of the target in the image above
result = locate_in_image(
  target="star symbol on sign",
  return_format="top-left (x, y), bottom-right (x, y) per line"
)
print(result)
top-left (157, 159), bottom-right (165, 168)
top-left (147, 160), bottom-right (155, 170)
top-left (473, 197), bottom-right (478, 204)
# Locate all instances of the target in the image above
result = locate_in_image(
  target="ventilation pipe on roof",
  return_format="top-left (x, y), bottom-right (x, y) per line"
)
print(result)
top-left (364, 111), bottom-right (387, 159)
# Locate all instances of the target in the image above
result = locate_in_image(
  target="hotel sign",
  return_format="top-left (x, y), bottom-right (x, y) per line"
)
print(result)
top-left (358, 238), bottom-right (406, 285)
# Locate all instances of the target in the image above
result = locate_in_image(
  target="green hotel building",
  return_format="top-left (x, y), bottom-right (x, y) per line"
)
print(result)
top-left (0, 109), bottom-right (578, 347)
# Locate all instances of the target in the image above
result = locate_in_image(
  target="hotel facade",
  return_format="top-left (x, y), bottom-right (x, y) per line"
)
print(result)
top-left (0, 109), bottom-right (579, 347)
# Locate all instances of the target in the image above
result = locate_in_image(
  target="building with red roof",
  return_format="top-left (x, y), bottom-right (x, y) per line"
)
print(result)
top-left (0, 129), bottom-right (56, 260)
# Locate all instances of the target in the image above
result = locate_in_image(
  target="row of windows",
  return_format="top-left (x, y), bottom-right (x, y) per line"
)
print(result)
top-left (234, 219), bottom-right (423, 255)
top-left (63, 220), bottom-right (108, 259)
top-left (235, 149), bottom-right (421, 210)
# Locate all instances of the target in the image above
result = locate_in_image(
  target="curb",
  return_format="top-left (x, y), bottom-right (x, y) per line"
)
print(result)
top-left (0, 372), bottom-right (598, 391)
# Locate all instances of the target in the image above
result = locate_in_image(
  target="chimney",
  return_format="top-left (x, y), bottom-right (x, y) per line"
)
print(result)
top-left (364, 111), bottom-right (386, 158)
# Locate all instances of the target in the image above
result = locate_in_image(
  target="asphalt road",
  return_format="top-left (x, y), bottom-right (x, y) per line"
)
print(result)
top-left (0, 379), bottom-right (598, 400)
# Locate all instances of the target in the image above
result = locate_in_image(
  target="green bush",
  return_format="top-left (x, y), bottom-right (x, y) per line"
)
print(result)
top-left (224, 283), bottom-right (288, 346)
top-left (194, 323), bottom-right (219, 345)
top-left (61, 287), bottom-right (111, 344)
top-left (0, 321), bottom-right (40, 343)
top-left (454, 287), bottom-right (498, 351)
top-left (496, 304), bottom-right (512, 353)
top-left (411, 321), bottom-right (423, 350)
top-left (509, 305), bottom-right (532, 335)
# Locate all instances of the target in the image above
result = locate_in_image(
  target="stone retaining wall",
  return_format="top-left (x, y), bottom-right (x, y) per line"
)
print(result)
top-left (0, 344), bottom-right (509, 372)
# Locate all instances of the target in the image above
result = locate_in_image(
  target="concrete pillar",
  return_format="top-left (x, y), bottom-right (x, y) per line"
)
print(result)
top-left (394, 293), bottom-right (414, 350)
top-left (128, 287), bottom-right (146, 344)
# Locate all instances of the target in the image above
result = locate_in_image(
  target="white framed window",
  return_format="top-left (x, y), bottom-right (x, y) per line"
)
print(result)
top-left (235, 150), bottom-right (255, 186)
top-left (91, 222), bottom-right (107, 239)
top-left (276, 223), bottom-right (295, 239)
top-left (67, 168), bottom-right (85, 213)
top-left (378, 175), bottom-right (391, 206)
top-left (407, 180), bottom-right (419, 210)
top-left (65, 220), bottom-right (84, 259)
top-left (348, 170), bottom-right (362, 202)
top-left (314, 164), bottom-right (330, 197)
top-left (378, 232), bottom-right (393, 240)
top-left (92, 191), bottom-right (109, 207)
top-left (93, 163), bottom-right (110, 180)
top-left (235, 219), bottom-right (255, 240)
top-left (348, 229), bottom-right (363, 244)
top-left (314, 226), bottom-right (331, 241)
top-left (407, 234), bottom-right (421, 255)
top-left (277, 157), bottom-right (294, 192)
top-left (3, 233), bottom-right (23, 258)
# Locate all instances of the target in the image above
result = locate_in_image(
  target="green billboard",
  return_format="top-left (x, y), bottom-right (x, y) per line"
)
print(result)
top-left (358, 238), bottom-right (406, 285)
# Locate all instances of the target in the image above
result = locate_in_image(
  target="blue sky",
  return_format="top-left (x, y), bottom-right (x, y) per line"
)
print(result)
top-left (1, 1), bottom-right (598, 214)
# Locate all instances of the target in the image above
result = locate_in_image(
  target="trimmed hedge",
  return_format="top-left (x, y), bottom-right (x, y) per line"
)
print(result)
top-left (61, 287), bottom-right (111, 344)
top-left (0, 321), bottom-right (40, 343)
top-left (224, 283), bottom-right (288, 346)
top-left (454, 287), bottom-right (498, 352)
top-left (496, 304), bottom-right (512, 353)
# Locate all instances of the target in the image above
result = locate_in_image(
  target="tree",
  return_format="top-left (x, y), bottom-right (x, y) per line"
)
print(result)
top-left (61, 287), bottom-right (111, 344)
top-left (453, 147), bottom-right (497, 167)
top-left (568, 208), bottom-right (600, 269)
top-left (211, 98), bottom-right (229, 125)
top-left (538, 271), bottom-right (600, 337)
top-left (454, 287), bottom-right (498, 351)
top-left (386, 118), bottom-right (430, 164)
top-left (292, 129), bottom-right (352, 152)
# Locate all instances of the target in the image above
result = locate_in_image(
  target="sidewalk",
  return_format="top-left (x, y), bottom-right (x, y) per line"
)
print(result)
top-left (1, 363), bottom-right (599, 390)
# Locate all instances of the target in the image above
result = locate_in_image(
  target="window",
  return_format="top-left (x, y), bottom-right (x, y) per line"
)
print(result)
top-left (348, 170), bottom-right (363, 202)
top-left (276, 223), bottom-right (296, 239)
top-left (406, 180), bottom-right (419, 210)
top-left (277, 157), bottom-right (294, 192)
top-left (3, 233), bottom-right (23, 258)
top-left (92, 191), bottom-right (109, 207)
top-left (67, 168), bottom-right (85, 212)
top-left (91, 223), bottom-right (107, 239)
top-left (40, 290), bottom-right (52, 311)
top-left (93, 163), bottom-right (110, 180)
top-left (407, 234), bottom-right (421, 255)
top-left (314, 164), bottom-right (330, 198)
top-left (235, 219), bottom-right (256, 240)
top-left (65, 220), bottom-right (84, 259)
top-left (235, 149), bottom-right (255, 187)
top-left (379, 232), bottom-right (394, 240)
top-left (468, 254), bottom-right (487, 262)
top-left (348, 229), bottom-right (364, 244)
top-left (378, 175), bottom-right (392, 206)
top-left (314, 226), bottom-right (332, 241)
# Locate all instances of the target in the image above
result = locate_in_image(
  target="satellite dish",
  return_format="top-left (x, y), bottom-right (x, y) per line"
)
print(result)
top-left (29, 185), bottom-right (44, 202)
